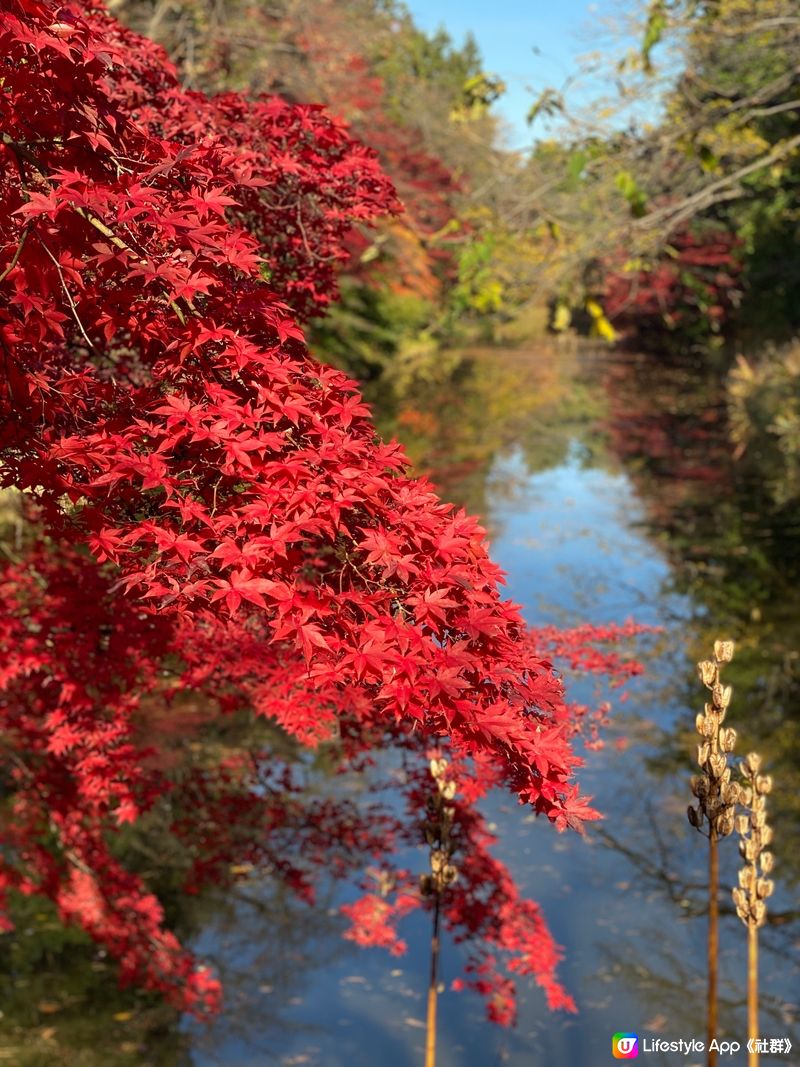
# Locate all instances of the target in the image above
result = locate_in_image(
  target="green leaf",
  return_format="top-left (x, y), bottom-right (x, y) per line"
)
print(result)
top-left (567, 151), bottom-right (588, 182)
top-left (642, 2), bottom-right (667, 72)
top-left (526, 88), bottom-right (563, 126)
top-left (614, 170), bottom-right (648, 217)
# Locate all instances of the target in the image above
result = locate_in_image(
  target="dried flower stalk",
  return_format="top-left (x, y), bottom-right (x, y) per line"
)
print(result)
top-left (421, 757), bottom-right (459, 1067)
top-left (688, 640), bottom-right (740, 1067)
top-left (733, 753), bottom-right (774, 1067)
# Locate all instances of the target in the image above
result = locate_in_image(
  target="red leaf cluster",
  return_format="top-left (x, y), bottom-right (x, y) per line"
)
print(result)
top-left (0, 0), bottom-right (649, 1024)
top-left (604, 228), bottom-right (742, 343)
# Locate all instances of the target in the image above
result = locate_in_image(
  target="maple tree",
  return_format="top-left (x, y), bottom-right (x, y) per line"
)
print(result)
top-left (603, 227), bottom-right (743, 350)
top-left (0, 0), bottom-right (648, 1027)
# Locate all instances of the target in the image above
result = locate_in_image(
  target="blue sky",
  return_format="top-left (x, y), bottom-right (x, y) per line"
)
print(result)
top-left (405, 0), bottom-right (619, 147)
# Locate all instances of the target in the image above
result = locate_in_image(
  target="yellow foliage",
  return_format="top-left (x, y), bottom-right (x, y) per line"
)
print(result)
top-left (551, 300), bottom-right (572, 332)
top-left (585, 299), bottom-right (618, 342)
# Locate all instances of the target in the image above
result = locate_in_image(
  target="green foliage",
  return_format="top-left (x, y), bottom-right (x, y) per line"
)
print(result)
top-left (372, 15), bottom-right (485, 125)
top-left (0, 894), bottom-right (184, 1066)
top-left (452, 233), bottom-right (504, 315)
top-left (614, 170), bottom-right (648, 218)
top-left (526, 88), bottom-right (564, 127)
top-left (641, 0), bottom-right (667, 72)
top-left (654, 0), bottom-right (800, 339)
top-left (451, 71), bottom-right (506, 122)
top-left (310, 280), bottom-right (436, 383)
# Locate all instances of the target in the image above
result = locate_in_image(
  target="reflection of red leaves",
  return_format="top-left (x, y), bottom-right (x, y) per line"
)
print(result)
top-left (342, 894), bottom-right (408, 957)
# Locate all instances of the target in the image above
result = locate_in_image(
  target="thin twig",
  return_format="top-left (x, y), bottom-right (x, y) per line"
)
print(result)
top-left (35, 233), bottom-right (98, 353)
top-left (0, 225), bottom-right (30, 284)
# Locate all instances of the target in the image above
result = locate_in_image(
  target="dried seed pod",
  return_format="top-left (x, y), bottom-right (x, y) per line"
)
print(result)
top-left (698, 742), bottom-right (711, 766)
top-left (732, 887), bottom-right (746, 908)
top-left (430, 850), bottom-right (444, 872)
top-left (442, 865), bottom-right (458, 885)
top-left (698, 661), bottom-right (717, 686)
top-left (716, 809), bottom-right (735, 837)
top-left (429, 758), bottom-right (448, 779)
top-left (755, 774), bottom-right (773, 795)
top-left (687, 805), bottom-right (702, 829)
top-left (735, 749), bottom-right (776, 929)
top-left (419, 874), bottom-right (434, 897)
top-left (703, 716), bottom-right (719, 738)
top-left (711, 684), bottom-right (732, 710)
top-left (744, 752), bottom-right (762, 775)
top-left (709, 753), bottom-right (727, 778)
top-left (735, 814), bottom-right (749, 836)
top-left (690, 775), bottom-right (708, 799)
top-left (722, 781), bottom-right (740, 805)
top-left (720, 727), bottom-right (737, 753)
top-left (695, 712), bottom-right (706, 734)
top-left (714, 640), bottom-right (734, 663)
top-left (440, 780), bottom-right (456, 800)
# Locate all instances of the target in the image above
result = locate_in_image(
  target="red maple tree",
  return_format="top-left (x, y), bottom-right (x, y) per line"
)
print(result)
top-left (0, 0), bottom-right (648, 1024)
top-left (604, 227), bottom-right (742, 347)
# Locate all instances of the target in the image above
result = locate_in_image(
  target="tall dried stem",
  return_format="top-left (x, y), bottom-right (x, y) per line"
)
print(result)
top-left (421, 757), bottom-right (459, 1067)
top-left (708, 823), bottom-right (719, 1064)
top-left (733, 753), bottom-right (774, 1067)
top-left (425, 892), bottom-right (441, 1067)
top-left (688, 640), bottom-right (740, 1067)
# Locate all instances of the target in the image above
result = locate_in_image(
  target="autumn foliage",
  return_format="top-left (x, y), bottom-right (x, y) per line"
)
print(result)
top-left (604, 228), bottom-right (743, 347)
top-left (0, 0), bottom-right (645, 1025)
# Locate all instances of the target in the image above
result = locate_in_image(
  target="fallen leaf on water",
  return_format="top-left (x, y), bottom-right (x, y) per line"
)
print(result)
top-left (645, 1013), bottom-right (668, 1032)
